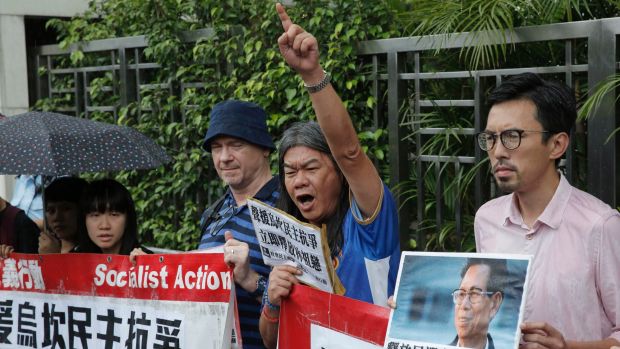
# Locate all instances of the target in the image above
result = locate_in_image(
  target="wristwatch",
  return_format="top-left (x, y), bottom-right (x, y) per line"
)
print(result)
top-left (304, 70), bottom-right (331, 94)
top-left (249, 274), bottom-right (267, 298)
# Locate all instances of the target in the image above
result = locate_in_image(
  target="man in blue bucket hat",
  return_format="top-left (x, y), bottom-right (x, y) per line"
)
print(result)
top-left (198, 99), bottom-right (278, 349)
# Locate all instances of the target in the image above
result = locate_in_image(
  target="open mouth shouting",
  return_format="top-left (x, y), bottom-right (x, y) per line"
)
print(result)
top-left (295, 193), bottom-right (316, 212)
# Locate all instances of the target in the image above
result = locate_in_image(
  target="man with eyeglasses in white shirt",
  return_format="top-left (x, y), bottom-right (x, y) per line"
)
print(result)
top-left (475, 73), bottom-right (619, 349)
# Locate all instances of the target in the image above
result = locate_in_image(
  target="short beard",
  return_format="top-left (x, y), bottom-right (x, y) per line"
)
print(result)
top-left (495, 177), bottom-right (518, 193)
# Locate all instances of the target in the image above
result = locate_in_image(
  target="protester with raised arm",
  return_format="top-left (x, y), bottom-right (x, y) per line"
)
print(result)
top-left (259, 4), bottom-right (400, 348)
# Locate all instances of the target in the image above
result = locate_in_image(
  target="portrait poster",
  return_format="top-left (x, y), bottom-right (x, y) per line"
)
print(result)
top-left (247, 198), bottom-right (344, 295)
top-left (0, 252), bottom-right (240, 349)
top-left (278, 284), bottom-right (389, 349)
top-left (385, 252), bottom-right (531, 349)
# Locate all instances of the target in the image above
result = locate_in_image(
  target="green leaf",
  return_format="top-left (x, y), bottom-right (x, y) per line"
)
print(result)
top-left (366, 96), bottom-right (375, 108)
top-left (183, 161), bottom-right (193, 173)
top-left (334, 22), bottom-right (344, 35)
top-left (70, 50), bottom-right (84, 64)
top-left (285, 88), bottom-right (297, 101)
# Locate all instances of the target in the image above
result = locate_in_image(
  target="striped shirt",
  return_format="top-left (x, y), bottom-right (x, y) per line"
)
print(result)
top-left (198, 176), bottom-right (279, 349)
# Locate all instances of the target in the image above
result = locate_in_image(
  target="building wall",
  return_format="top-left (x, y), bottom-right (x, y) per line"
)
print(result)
top-left (0, 0), bottom-right (90, 17)
top-left (0, 0), bottom-right (90, 199)
top-left (0, 15), bottom-right (28, 117)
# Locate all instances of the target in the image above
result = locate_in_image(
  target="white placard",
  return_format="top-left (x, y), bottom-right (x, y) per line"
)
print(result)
top-left (248, 198), bottom-right (333, 293)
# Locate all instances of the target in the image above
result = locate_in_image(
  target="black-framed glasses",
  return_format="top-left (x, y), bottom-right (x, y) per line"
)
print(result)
top-left (476, 129), bottom-right (549, 151)
top-left (452, 288), bottom-right (495, 305)
top-left (208, 204), bottom-right (236, 237)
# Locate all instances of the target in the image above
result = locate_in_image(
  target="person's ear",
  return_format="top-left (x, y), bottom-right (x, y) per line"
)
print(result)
top-left (548, 132), bottom-right (569, 161)
top-left (489, 292), bottom-right (503, 319)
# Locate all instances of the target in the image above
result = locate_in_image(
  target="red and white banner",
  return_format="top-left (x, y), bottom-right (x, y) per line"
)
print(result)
top-left (0, 252), bottom-right (240, 349)
top-left (278, 285), bottom-right (390, 349)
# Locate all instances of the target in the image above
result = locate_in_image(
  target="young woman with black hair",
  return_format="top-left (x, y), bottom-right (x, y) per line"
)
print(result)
top-left (76, 179), bottom-right (149, 256)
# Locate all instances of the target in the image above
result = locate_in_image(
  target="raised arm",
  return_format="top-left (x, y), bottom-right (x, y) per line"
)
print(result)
top-left (276, 3), bottom-right (382, 219)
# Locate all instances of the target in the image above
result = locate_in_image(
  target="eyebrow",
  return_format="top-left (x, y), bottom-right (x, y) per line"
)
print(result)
top-left (283, 158), bottom-right (321, 169)
top-left (483, 128), bottom-right (522, 133)
top-left (457, 286), bottom-right (484, 292)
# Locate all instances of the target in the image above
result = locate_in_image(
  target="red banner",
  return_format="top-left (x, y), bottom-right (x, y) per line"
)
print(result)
top-left (0, 252), bottom-right (231, 302)
top-left (278, 285), bottom-right (390, 349)
top-left (0, 252), bottom-right (240, 348)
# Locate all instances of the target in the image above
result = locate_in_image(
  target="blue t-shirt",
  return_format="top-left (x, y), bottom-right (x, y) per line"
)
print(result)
top-left (336, 182), bottom-right (400, 305)
top-left (198, 176), bottom-right (279, 349)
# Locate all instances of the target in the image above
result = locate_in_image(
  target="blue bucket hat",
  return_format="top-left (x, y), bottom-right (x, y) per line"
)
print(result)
top-left (203, 100), bottom-right (275, 152)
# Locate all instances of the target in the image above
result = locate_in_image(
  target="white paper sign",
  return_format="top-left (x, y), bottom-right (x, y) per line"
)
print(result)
top-left (247, 198), bottom-right (333, 293)
top-left (310, 323), bottom-right (382, 349)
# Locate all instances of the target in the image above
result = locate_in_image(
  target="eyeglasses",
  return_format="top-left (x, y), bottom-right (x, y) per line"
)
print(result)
top-left (452, 288), bottom-right (495, 305)
top-left (476, 129), bottom-right (549, 151)
top-left (208, 204), bottom-right (236, 237)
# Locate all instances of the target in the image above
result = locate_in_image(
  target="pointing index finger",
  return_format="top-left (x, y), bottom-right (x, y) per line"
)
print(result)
top-left (276, 2), bottom-right (292, 32)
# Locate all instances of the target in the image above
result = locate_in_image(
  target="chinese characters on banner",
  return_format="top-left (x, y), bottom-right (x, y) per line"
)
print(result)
top-left (0, 252), bottom-right (240, 349)
top-left (247, 198), bottom-right (343, 294)
top-left (278, 284), bottom-right (389, 349)
top-left (385, 252), bottom-right (531, 349)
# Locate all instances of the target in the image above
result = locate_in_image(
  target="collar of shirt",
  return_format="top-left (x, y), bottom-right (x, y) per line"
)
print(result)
top-left (457, 336), bottom-right (489, 349)
top-left (504, 173), bottom-right (571, 230)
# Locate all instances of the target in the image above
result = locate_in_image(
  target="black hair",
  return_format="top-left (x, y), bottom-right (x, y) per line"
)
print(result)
top-left (77, 178), bottom-right (139, 255)
top-left (44, 177), bottom-right (88, 242)
top-left (487, 73), bottom-right (577, 143)
top-left (460, 258), bottom-right (508, 295)
top-left (277, 122), bottom-right (348, 257)
top-left (44, 177), bottom-right (88, 206)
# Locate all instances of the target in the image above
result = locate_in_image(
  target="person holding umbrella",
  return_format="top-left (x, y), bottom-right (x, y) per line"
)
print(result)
top-left (39, 177), bottom-right (89, 254)
top-left (0, 111), bottom-right (169, 258)
top-left (0, 176), bottom-right (87, 257)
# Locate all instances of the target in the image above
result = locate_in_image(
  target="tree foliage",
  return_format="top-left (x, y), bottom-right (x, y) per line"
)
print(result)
top-left (38, 0), bottom-right (397, 251)
top-left (385, 0), bottom-right (620, 69)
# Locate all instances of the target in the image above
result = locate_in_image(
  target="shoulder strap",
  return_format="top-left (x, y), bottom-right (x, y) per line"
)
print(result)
top-left (199, 195), bottom-right (227, 235)
top-left (0, 204), bottom-right (20, 246)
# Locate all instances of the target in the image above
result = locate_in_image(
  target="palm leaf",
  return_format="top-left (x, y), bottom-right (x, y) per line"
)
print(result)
top-left (578, 74), bottom-right (620, 121)
top-left (577, 74), bottom-right (620, 144)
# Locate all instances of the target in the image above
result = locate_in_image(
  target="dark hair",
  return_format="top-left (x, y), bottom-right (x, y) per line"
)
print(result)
top-left (78, 179), bottom-right (139, 255)
top-left (487, 73), bottom-right (577, 142)
top-left (460, 258), bottom-right (508, 294)
top-left (277, 122), bottom-right (348, 257)
top-left (44, 177), bottom-right (88, 206)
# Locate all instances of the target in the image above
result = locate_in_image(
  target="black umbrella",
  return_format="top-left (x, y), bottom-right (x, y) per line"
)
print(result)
top-left (0, 111), bottom-right (171, 175)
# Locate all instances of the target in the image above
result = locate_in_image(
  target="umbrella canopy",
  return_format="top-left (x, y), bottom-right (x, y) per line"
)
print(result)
top-left (0, 111), bottom-right (171, 175)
